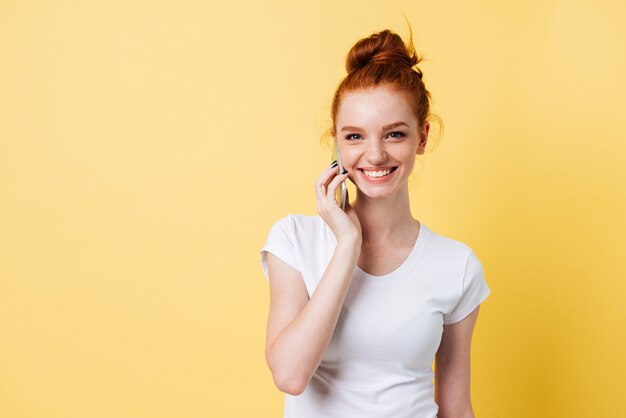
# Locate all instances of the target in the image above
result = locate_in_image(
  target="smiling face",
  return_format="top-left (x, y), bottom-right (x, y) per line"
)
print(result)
top-left (334, 85), bottom-right (429, 199)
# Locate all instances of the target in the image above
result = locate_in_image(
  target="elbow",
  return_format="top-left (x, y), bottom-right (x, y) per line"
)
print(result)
top-left (270, 364), bottom-right (308, 395)
top-left (274, 374), bottom-right (307, 396)
top-left (266, 353), bottom-right (309, 396)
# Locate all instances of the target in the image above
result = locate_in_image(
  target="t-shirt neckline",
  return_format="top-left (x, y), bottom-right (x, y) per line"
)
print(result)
top-left (353, 222), bottom-right (429, 284)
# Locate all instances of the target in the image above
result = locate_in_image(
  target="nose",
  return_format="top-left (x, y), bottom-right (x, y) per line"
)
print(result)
top-left (364, 140), bottom-right (388, 164)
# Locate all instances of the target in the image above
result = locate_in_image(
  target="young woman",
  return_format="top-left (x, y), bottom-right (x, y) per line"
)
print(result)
top-left (260, 27), bottom-right (492, 418)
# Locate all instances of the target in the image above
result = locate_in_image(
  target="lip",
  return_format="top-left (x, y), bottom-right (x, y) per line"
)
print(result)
top-left (357, 166), bottom-right (397, 171)
top-left (357, 166), bottom-right (398, 183)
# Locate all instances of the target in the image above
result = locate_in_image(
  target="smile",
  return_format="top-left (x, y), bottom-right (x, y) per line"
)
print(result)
top-left (357, 166), bottom-right (398, 182)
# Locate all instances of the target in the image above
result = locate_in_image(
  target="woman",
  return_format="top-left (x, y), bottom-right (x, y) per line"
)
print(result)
top-left (260, 26), bottom-right (491, 418)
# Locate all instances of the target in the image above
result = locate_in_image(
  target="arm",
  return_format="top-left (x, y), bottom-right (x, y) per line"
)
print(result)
top-left (434, 305), bottom-right (481, 418)
top-left (265, 239), bottom-right (360, 395)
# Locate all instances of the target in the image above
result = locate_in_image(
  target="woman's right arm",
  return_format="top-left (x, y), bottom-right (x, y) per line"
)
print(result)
top-left (265, 237), bottom-right (360, 395)
top-left (265, 161), bottom-right (362, 395)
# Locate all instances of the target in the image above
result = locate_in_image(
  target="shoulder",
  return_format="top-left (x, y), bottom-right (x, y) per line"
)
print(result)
top-left (287, 214), bottom-right (334, 248)
top-left (269, 213), bottom-right (329, 241)
top-left (422, 224), bottom-right (475, 265)
top-left (286, 213), bottom-right (328, 232)
top-left (421, 225), bottom-right (488, 303)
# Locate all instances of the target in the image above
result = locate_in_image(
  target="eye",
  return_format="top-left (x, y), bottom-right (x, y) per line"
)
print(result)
top-left (344, 133), bottom-right (362, 140)
top-left (388, 131), bottom-right (406, 139)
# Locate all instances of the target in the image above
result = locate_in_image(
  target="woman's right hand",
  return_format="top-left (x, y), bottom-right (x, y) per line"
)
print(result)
top-left (315, 162), bottom-right (362, 247)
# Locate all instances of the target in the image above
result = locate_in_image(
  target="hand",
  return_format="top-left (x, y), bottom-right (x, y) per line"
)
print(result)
top-left (315, 162), bottom-right (362, 246)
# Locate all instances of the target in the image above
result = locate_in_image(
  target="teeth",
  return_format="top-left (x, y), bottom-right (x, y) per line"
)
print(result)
top-left (363, 168), bottom-right (392, 177)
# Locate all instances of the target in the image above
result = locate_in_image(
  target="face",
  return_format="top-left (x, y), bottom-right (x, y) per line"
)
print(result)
top-left (334, 85), bottom-right (429, 199)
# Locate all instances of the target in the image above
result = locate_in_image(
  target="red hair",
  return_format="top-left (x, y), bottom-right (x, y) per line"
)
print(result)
top-left (323, 23), bottom-right (442, 151)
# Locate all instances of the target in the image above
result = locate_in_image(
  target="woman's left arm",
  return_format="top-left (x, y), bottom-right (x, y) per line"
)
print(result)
top-left (434, 305), bottom-right (481, 418)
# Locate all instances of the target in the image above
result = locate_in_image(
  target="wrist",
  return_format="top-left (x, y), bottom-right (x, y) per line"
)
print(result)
top-left (336, 238), bottom-right (361, 256)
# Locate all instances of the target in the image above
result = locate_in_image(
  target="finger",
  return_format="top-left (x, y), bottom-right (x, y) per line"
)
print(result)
top-left (315, 163), bottom-right (340, 198)
top-left (317, 161), bottom-right (339, 180)
top-left (325, 170), bottom-right (349, 205)
top-left (315, 161), bottom-right (340, 186)
top-left (315, 164), bottom-right (336, 203)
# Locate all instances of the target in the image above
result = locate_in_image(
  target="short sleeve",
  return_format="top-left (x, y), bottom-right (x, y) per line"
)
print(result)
top-left (443, 250), bottom-right (492, 325)
top-left (259, 216), bottom-right (301, 280)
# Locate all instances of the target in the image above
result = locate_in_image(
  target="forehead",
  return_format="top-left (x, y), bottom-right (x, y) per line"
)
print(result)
top-left (337, 86), bottom-right (415, 128)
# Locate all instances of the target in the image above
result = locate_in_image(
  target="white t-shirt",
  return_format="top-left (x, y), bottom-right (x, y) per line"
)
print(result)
top-left (260, 214), bottom-right (492, 418)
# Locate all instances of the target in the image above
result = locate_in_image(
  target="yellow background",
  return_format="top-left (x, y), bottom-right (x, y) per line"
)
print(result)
top-left (1, 1), bottom-right (625, 417)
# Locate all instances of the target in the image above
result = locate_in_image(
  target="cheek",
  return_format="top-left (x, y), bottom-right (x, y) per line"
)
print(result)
top-left (342, 151), bottom-right (359, 168)
top-left (399, 154), bottom-right (417, 175)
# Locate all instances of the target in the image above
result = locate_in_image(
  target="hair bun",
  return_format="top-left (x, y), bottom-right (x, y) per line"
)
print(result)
top-left (346, 29), bottom-right (421, 74)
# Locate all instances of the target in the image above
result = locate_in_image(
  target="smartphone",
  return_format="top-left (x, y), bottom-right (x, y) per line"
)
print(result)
top-left (333, 142), bottom-right (347, 210)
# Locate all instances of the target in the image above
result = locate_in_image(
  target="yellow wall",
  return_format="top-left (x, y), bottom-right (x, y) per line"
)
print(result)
top-left (1, 1), bottom-right (624, 417)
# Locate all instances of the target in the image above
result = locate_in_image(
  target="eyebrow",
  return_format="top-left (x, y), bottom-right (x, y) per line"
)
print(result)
top-left (340, 121), bottom-right (409, 132)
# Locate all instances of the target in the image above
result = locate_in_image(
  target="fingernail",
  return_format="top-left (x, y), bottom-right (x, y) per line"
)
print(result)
top-left (341, 169), bottom-right (348, 174)
top-left (331, 161), bottom-right (338, 168)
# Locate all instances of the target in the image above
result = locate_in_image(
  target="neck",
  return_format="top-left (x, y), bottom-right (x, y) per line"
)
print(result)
top-left (352, 186), bottom-right (418, 246)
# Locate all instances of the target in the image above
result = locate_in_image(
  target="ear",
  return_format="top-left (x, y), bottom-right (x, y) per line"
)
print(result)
top-left (416, 122), bottom-right (430, 155)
